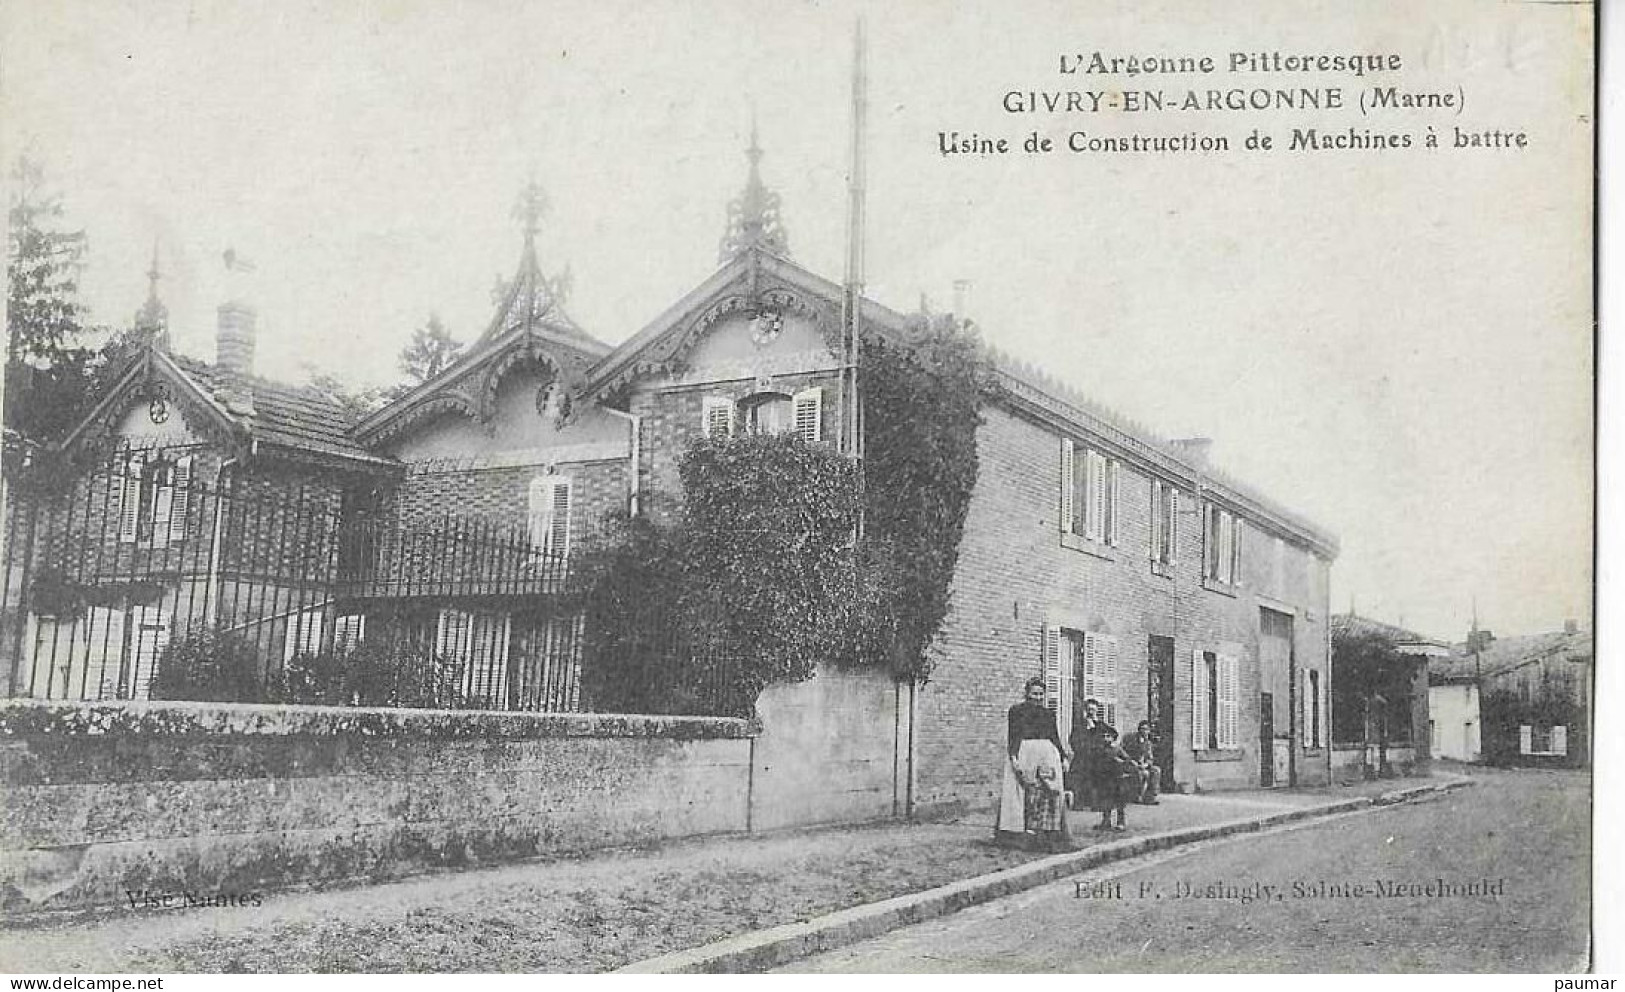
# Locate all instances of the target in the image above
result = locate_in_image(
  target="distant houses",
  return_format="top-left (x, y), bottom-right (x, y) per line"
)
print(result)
top-left (1431, 622), bottom-right (1591, 769)
top-left (1329, 613), bottom-right (1450, 780)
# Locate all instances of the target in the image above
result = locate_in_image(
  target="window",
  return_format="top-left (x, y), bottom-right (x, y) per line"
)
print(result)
top-left (1203, 504), bottom-right (1242, 585)
top-left (1192, 649), bottom-right (1238, 750)
top-left (1044, 626), bottom-right (1120, 742)
top-left (1059, 438), bottom-right (1119, 545)
top-left (1150, 480), bottom-right (1179, 565)
top-left (702, 396), bottom-right (736, 438)
top-left (437, 608), bottom-right (512, 709)
top-left (707, 388), bottom-right (823, 444)
top-left (1521, 724), bottom-right (1568, 756)
top-left (527, 475), bottom-right (572, 556)
top-left (333, 614), bottom-right (366, 652)
top-left (741, 392), bottom-right (792, 435)
top-left (113, 453), bottom-right (193, 547)
top-left (1300, 666), bottom-right (1324, 748)
top-left (285, 608), bottom-right (325, 662)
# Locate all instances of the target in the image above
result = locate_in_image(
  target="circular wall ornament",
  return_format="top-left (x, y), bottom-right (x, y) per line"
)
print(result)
top-left (148, 397), bottom-right (170, 424)
top-left (749, 310), bottom-right (784, 347)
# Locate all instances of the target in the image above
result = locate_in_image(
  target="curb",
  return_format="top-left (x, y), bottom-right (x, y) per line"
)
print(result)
top-left (617, 777), bottom-right (1474, 974)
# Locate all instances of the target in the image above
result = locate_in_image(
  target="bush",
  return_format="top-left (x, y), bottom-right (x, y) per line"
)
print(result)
top-left (149, 626), bottom-right (267, 703)
top-left (274, 640), bottom-right (466, 709)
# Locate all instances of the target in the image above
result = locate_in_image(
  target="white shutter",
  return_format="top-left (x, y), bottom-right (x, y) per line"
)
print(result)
top-left (1230, 516), bottom-right (1243, 584)
top-left (168, 456), bottom-right (192, 543)
top-left (528, 476), bottom-right (572, 556)
top-left (1216, 512), bottom-right (1232, 583)
top-left (1192, 649), bottom-right (1209, 750)
top-left (1082, 632), bottom-right (1099, 705)
top-left (83, 607), bottom-right (126, 700)
top-left (333, 614), bottom-right (365, 652)
top-left (1149, 483), bottom-right (1162, 561)
top-left (1518, 725), bottom-right (1533, 755)
top-left (703, 396), bottom-right (735, 438)
top-left (1108, 460), bottom-right (1120, 546)
top-left (150, 471), bottom-right (174, 550)
top-left (1321, 674), bottom-right (1331, 749)
top-left (118, 458), bottom-right (142, 543)
top-left (1168, 489), bottom-right (1179, 563)
top-left (437, 608), bottom-right (473, 664)
top-left (527, 477), bottom-right (549, 547)
top-left (1551, 725), bottom-right (1567, 756)
top-left (1103, 635), bottom-right (1120, 726)
top-left (127, 606), bottom-right (169, 701)
top-left (1059, 438), bottom-right (1074, 535)
top-left (793, 387), bottom-right (823, 444)
top-left (464, 612), bottom-right (511, 709)
top-left (1219, 653), bottom-right (1239, 749)
top-left (1085, 451), bottom-right (1106, 541)
top-left (1042, 624), bottom-right (1062, 708)
top-left (1301, 666), bottom-right (1311, 747)
top-left (285, 608), bottom-right (325, 662)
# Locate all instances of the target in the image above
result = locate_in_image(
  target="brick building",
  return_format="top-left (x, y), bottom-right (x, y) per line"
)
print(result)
top-left (4, 136), bottom-right (1337, 797)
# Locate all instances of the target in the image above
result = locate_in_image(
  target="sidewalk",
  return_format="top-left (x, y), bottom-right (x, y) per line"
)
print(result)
top-left (0, 773), bottom-right (1465, 974)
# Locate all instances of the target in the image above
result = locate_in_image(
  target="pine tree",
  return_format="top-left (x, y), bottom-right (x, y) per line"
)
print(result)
top-left (398, 314), bottom-right (461, 385)
top-left (5, 157), bottom-right (97, 443)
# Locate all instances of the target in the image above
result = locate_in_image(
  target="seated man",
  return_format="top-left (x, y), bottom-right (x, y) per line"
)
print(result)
top-left (1123, 720), bottom-right (1162, 805)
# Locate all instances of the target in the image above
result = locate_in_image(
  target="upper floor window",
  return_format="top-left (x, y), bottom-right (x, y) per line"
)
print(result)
top-left (1203, 504), bottom-right (1241, 585)
top-left (1150, 480), bottom-right (1179, 566)
top-left (702, 387), bottom-right (823, 444)
top-left (1059, 438), bottom-right (1119, 545)
top-left (527, 475), bottom-right (572, 556)
top-left (113, 452), bottom-right (193, 548)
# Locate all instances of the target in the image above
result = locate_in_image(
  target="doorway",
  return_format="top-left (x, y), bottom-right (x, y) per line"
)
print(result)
top-left (1147, 635), bottom-right (1176, 790)
top-left (1259, 692), bottom-right (1275, 786)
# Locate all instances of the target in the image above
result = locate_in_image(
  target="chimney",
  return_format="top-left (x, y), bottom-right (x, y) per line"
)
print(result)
top-left (1170, 437), bottom-right (1213, 470)
top-left (217, 248), bottom-right (257, 377)
top-left (215, 248), bottom-right (257, 416)
top-left (1564, 619), bottom-right (1578, 635)
top-left (952, 279), bottom-right (971, 320)
top-left (1467, 629), bottom-right (1495, 654)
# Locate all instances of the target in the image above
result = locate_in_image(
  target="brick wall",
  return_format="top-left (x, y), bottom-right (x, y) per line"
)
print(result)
top-left (916, 403), bottom-right (1331, 808)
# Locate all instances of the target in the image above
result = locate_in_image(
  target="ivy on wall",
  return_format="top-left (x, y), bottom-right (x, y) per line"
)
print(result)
top-left (579, 312), bottom-right (991, 711)
top-left (850, 315), bottom-right (994, 682)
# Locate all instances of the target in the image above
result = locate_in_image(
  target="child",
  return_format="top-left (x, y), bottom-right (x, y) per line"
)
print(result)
top-left (1092, 726), bottom-right (1137, 833)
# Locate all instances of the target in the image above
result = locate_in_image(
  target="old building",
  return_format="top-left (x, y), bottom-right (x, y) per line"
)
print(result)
top-left (1449, 623), bottom-right (1592, 768)
top-left (1328, 613), bottom-right (1448, 780)
top-left (2, 133), bottom-right (1338, 803)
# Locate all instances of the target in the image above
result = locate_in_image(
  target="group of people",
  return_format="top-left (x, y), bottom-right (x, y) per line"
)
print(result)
top-left (996, 677), bottom-right (1163, 849)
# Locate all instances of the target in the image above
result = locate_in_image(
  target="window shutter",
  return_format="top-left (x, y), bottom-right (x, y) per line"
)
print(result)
top-left (464, 612), bottom-right (511, 709)
top-left (83, 607), bottom-right (126, 701)
top-left (547, 478), bottom-right (572, 556)
top-left (1042, 623), bottom-right (1062, 715)
top-left (1191, 649), bottom-right (1208, 750)
top-left (118, 458), bottom-right (142, 543)
top-left (168, 456), bottom-right (192, 543)
top-left (333, 614), bottom-right (365, 652)
top-left (1059, 438), bottom-right (1074, 535)
top-left (1551, 725), bottom-right (1567, 756)
top-left (1230, 515), bottom-right (1243, 584)
top-left (285, 608), bottom-right (325, 662)
top-left (1221, 513), bottom-right (1236, 583)
top-left (1086, 451), bottom-right (1106, 541)
top-left (1518, 724), bottom-right (1532, 755)
top-left (703, 396), bottom-right (735, 438)
top-left (150, 467), bottom-right (174, 550)
top-left (1300, 667), bottom-right (1311, 747)
top-left (127, 606), bottom-right (168, 701)
top-left (793, 387), bottom-right (823, 444)
top-left (1219, 654), bottom-right (1239, 749)
top-left (1169, 489), bottom-right (1179, 563)
top-left (1321, 676), bottom-right (1331, 749)
top-left (1104, 635), bottom-right (1120, 726)
top-left (437, 608), bottom-right (473, 663)
top-left (1149, 483), bottom-right (1162, 561)
top-left (1108, 460), bottom-right (1120, 545)
top-left (1082, 632), bottom-right (1098, 704)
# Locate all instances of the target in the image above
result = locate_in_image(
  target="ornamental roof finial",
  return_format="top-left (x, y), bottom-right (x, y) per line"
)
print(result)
top-left (719, 111), bottom-right (790, 263)
top-left (133, 239), bottom-right (170, 349)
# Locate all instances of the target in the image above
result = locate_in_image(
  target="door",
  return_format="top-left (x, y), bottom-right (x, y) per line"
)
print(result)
top-left (1259, 692), bottom-right (1275, 786)
top-left (1147, 635), bottom-right (1176, 790)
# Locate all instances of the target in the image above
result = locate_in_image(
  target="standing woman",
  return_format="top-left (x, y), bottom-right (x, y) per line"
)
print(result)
top-left (995, 677), bottom-right (1072, 850)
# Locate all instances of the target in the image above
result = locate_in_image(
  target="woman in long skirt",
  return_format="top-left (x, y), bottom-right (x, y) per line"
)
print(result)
top-left (995, 677), bottom-right (1072, 850)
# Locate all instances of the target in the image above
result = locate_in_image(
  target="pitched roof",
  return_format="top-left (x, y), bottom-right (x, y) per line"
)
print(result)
top-left (1330, 613), bottom-right (1451, 653)
top-left (1433, 627), bottom-right (1593, 681)
top-left (164, 353), bottom-right (397, 468)
top-left (581, 246), bottom-right (1339, 555)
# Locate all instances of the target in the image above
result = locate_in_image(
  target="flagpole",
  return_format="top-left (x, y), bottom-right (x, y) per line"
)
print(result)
top-left (844, 18), bottom-right (868, 535)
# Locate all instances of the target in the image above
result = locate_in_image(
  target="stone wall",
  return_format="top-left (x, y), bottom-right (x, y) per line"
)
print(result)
top-left (0, 700), bottom-right (752, 916)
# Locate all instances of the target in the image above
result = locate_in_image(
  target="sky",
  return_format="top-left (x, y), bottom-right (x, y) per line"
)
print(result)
top-left (1, 0), bottom-right (1594, 641)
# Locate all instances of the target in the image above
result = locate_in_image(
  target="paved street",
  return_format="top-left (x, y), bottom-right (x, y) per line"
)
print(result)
top-left (785, 768), bottom-right (1590, 973)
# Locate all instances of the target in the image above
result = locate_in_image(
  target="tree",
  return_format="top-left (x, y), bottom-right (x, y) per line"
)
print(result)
top-left (303, 368), bottom-right (388, 421)
top-left (398, 314), bottom-right (462, 385)
top-left (5, 157), bottom-right (98, 443)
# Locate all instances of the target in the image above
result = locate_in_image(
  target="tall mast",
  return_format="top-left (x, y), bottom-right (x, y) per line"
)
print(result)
top-left (843, 18), bottom-right (867, 467)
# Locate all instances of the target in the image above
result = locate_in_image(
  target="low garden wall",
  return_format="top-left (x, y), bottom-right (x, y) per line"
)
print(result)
top-left (0, 700), bottom-right (754, 916)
